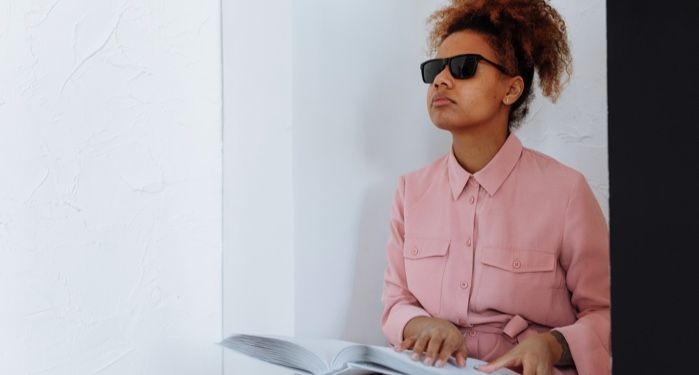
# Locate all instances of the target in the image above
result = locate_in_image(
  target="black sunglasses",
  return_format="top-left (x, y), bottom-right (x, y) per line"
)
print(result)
top-left (420, 53), bottom-right (510, 84)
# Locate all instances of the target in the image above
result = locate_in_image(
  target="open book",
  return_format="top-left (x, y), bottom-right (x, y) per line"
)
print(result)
top-left (220, 334), bottom-right (519, 375)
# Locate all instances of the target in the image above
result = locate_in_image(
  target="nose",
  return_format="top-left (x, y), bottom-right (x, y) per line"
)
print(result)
top-left (432, 65), bottom-right (453, 88)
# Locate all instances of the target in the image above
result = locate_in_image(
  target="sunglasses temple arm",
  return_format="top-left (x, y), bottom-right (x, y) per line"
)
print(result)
top-left (479, 57), bottom-right (511, 75)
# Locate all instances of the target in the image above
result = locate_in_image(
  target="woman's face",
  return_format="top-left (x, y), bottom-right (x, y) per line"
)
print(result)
top-left (426, 30), bottom-right (518, 132)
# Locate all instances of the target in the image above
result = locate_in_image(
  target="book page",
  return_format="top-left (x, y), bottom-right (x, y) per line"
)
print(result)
top-left (221, 334), bottom-right (361, 375)
top-left (330, 344), bottom-right (368, 369)
top-left (220, 334), bottom-right (325, 374)
top-left (344, 362), bottom-right (404, 375)
top-left (222, 334), bottom-right (520, 375)
top-left (287, 336), bottom-right (361, 371)
top-left (364, 346), bottom-right (520, 375)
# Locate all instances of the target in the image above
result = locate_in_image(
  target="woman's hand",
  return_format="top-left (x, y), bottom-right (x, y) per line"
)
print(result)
top-left (394, 316), bottom-right (468, 368)
top-left (476, 332), bottom-right (562, 375)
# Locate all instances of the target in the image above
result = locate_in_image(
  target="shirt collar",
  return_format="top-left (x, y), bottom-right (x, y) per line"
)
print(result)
top-left (447, 132), bottom-right (523, 200)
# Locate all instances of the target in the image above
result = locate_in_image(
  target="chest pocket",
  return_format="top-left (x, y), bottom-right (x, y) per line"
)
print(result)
top-left (403, 237), bottom-right (450, 316)
top-left (475, 247), bottom-right (563, 321)
top-left (481, 248), bottom-right (555, 274)
top-left (478, 247), bottom-right (562, 294)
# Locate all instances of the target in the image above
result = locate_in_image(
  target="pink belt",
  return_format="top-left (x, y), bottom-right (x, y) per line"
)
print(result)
top-left (466, 315), bottom-right (547, 343)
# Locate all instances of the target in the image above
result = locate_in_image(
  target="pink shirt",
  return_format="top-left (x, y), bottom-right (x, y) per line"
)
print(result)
top-left (380, 133), bottom-right (610, 375)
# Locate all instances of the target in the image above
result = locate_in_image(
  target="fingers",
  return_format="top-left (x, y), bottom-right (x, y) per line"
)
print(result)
top-left (394, 336), bottom-right (415, 352)
top-left (423, 334), bottom-right (444, 366)
top-left (397, 318), bottom-right (469, 368)
top-left (435, 335), bottom-right (464, 368)
top-left (411, 334), bottom-right (430, 361)
top-left (511, 357), bottom-right (550, 375)
top-left (454, 341), bottom-right (468, 368)
top-left (522, 365), bottom-right (536, 375)
top-left (476, 353), bottom-right (515, 373)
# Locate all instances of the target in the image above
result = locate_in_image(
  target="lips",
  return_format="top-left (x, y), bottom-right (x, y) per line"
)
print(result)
top-left (432, 93), bottom-right (455, 106)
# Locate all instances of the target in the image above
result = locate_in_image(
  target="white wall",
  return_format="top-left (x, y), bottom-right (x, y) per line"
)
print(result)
top-left (224, 1), bottom-right (608, 366)
top-left (291, 0), bottom-right (453, 345)
top-left (0, 1), bottom-right (222, 374)
top-left (221, 0), bottom-right (295, 373)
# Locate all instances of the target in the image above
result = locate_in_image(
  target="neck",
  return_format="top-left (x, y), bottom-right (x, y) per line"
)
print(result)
top-left (451, 123), bottom-right (509, 174)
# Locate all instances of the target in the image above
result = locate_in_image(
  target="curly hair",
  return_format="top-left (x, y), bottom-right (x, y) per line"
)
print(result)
top-left (426, 0), bottom-right (573, 129)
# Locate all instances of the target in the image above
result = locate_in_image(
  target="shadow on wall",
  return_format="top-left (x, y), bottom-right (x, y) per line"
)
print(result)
top-left (341, 65), bottom-right (450, 345)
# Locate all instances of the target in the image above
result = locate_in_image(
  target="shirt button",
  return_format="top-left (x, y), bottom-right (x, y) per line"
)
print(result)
top-left (458, 318), bottom-right (466, 326)
top-left (469, 330), bottom-right (477, 337)
top-left (469, 196), bottom-right (475, 204)
top-left (460, 281), bottom-right (469, 289)
top-left (512, 259), bottom-right (522, 269)
top-left (411, 248), bottom-right (419, 256)
top-left (466, 238), bottom-right (472, 247)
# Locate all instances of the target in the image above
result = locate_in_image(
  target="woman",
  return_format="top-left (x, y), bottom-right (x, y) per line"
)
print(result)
top-left (380, 1), bottom-right (610, 374)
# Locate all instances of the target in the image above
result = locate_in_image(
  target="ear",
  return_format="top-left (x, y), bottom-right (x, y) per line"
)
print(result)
top-left (502, 76), bottom-right (525, 105)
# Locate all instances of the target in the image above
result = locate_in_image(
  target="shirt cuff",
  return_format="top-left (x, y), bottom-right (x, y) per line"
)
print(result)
top-left (553, 322), bottom-right (611, 374)
top-left (382, 303), bottom-right (431, 346)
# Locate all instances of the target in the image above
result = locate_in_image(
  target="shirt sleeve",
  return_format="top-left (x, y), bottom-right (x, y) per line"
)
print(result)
top-left (380, 176), bottom-right (431, 346)
top-left (553, 172), bottom-right (611, 374)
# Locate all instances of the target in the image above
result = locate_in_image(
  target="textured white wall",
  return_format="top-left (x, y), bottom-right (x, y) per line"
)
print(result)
top-left (0, 1), bottom-right (222, 374)
top-left (515, 0), bottom-right (609, 218)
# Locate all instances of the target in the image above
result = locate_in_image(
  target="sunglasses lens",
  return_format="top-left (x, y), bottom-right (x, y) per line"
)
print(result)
top-left (451, 55), bottom-right (478, 79)
top-left (421, 55), bottom-right (480, 83)
top-left (421, 60), bottom-right (446, 84)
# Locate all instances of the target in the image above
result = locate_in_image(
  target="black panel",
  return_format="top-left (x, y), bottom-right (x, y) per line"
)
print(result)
top-left (608, 1), bottom-right (699, 373)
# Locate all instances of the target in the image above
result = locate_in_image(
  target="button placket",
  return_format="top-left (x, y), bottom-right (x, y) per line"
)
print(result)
top-left (459, 179), bottom-right (479, 325)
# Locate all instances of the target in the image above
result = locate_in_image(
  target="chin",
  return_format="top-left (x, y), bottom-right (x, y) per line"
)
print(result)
top-left (432, 119), bottom-right (474, 132)
top-left (432, 121), bottom-right (453, 131)
top-left (430, 114), bottom-right (453, 130)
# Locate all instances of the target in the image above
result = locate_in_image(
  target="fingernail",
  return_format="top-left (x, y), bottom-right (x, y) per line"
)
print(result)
top-left (435, 359), bottom-right (445, 367)
top-left (423, 357), bottom-right (433, 366)
top-left (411, 353), bottom-right (419, 360)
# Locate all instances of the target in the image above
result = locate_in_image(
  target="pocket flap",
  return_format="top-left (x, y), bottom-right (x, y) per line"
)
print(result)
top-left (481, 248), bottom-right (555, 272)
top-left (403, 237), bottom-right (450, 259)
